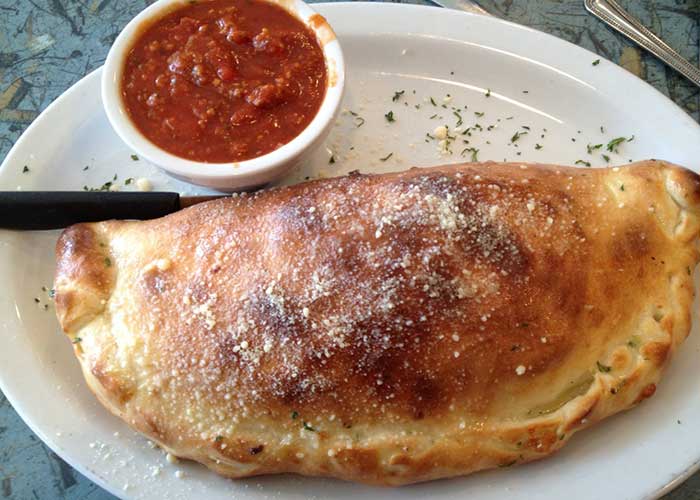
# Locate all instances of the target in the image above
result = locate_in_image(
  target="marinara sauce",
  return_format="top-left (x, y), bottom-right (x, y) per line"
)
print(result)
top-left (121, 0), bottom-right (327, 163)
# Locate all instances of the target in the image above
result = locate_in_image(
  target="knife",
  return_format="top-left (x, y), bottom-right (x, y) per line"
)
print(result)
top-left (427, 0), bottom-right (493, 16)
top-left (0, 191), bottom-right (227, 230)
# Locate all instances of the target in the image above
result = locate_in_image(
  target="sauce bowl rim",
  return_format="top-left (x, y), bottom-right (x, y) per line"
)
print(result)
top-left (101, 0), bottom-right (345, 184)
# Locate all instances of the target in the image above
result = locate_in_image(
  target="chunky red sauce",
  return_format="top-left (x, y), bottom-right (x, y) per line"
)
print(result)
top-left (122, 0), bottom-right (327, 163)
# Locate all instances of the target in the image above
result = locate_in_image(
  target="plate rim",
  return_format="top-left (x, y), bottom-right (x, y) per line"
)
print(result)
top-left (324, 2), bottom-right (700, 140)
top-left (1, 3), bottom-right (699, 498)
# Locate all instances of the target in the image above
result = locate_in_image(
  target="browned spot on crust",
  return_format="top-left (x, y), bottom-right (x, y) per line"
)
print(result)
top-left (218, 439), bottom-right (269, 463)
top-left (611, 349), bottom-right (631, 370)
top-left (612, 225), bottom-right (650, 264)
top-left (140, 266), bottom-right (170, 297)
top-left (333, 447), bottom-right (380, 476)
top-left (54, 290), bottom-right (79, 328)
top-left (586, 306), bottom-right (606, 328)
top-left (635, 383), bottom-right (656, 403)
top-left (642, 341), bottom-right (670, 366)
top-left (90, 363), bottom-right (134, 406)
top-left (409, 376), bottom-right (441, 419)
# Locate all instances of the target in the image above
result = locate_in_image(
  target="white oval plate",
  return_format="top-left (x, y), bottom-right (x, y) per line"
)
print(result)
top-left (1, 3), bottom-right (699, 499)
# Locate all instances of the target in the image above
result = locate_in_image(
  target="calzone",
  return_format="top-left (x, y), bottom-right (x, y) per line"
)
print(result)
top-left (54, 160), bottom-right (700, 485)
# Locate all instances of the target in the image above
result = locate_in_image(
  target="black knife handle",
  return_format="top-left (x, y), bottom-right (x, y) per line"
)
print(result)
top-left (0, 191), bottom-right (181, 230)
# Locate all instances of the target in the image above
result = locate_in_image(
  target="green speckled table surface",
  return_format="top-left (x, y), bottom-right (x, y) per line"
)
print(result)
top-left (0, 0), bottom-right (699, 498)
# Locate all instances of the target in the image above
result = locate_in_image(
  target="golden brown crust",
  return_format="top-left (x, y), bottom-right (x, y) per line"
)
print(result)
top-left (54, 160), bottom-right (700, 485)
top-left (54, 224), bottom-right (114, 333)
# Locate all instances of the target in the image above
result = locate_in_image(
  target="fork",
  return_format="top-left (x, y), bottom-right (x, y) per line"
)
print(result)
top-left (585, 0), bottom-right (700, 88)
top-left (428, 0), bottom-right (493, 17)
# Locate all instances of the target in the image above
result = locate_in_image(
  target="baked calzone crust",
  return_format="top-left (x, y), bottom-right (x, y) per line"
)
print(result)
top-left (54, 160), bottom-right (700, 485)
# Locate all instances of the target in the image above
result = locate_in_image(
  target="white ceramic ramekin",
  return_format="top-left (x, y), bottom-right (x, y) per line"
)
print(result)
top-left (101, 0), bottom-right (345, 191)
